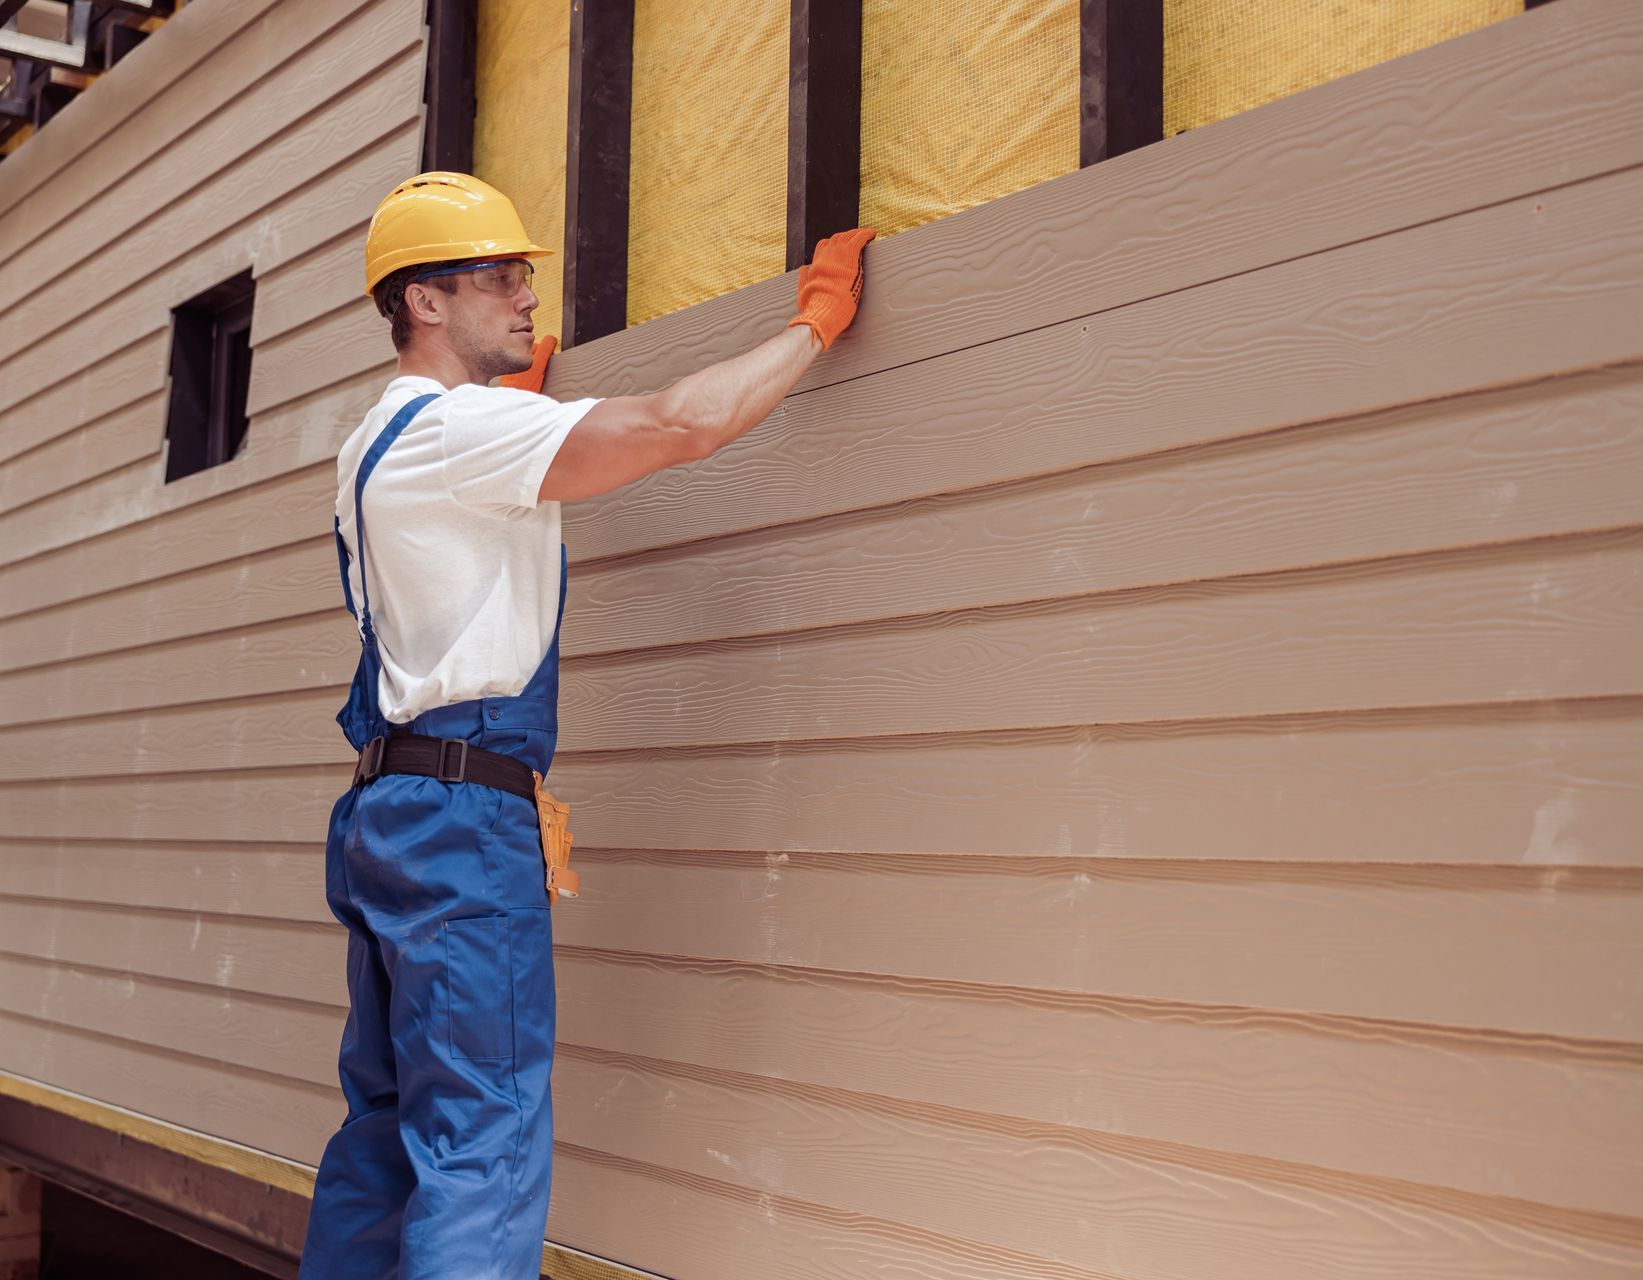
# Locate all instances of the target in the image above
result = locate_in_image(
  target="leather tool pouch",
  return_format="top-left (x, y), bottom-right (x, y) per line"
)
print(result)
top-left (531, 769), bottom-right (579, 905)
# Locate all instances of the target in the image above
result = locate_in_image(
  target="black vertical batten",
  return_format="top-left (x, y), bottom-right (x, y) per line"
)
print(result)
top-left (1079, 0), bottom-right (1163, 166)
top-left (422, 0), bottom-right (476, 172)
top-left (786, 0), bottom-right (862, 270)
top-left (562, 0), bottom-right (635, 346)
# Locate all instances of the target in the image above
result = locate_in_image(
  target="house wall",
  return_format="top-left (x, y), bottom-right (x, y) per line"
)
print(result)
top-left (0, 1), bottom-right (1640, 1278)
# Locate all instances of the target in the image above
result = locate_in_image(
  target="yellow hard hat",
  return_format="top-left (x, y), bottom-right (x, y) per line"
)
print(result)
top-left (363, 171), bottom-right (553, 296)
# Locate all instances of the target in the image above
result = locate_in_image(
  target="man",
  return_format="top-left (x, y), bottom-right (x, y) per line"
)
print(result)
top-left (297, 171), bottom-right (873, 1279)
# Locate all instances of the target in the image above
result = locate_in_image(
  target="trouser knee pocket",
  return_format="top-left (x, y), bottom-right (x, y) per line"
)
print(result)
top-left (444, 915), bottom-right (514, 1061)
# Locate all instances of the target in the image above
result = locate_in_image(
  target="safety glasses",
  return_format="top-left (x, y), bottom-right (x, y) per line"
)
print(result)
top-left (413, 258), bottom-right (535, 296)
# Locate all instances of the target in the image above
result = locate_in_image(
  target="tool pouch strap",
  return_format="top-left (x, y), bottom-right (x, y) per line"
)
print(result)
top-left (531, 768), bottom-right (579, 905)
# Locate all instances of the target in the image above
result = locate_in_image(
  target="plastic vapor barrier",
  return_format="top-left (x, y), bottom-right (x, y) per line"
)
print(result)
top-left (627, 0), bottom-right (789, 327)
top-left (859, 0), bottom-right (1081, 239)
top-left (1164, 0), bottom-right (1523, 137)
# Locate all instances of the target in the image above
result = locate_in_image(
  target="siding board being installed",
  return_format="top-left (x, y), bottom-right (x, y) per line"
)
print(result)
top-left (0, 2), bottom-right (1640, 1278)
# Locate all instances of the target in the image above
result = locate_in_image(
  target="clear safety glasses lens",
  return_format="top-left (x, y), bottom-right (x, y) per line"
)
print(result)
top-left (414, 259), bottom-right (535, 295)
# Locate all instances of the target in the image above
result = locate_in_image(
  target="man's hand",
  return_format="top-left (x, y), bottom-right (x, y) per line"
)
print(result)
top-left (499, 336), bottom-right (558, 393)
top-left (788, 227), bottom-right (876, 351)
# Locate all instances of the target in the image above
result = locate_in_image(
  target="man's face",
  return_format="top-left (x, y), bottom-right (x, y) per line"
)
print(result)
top-left (415, 257), bottom-right (539, 381)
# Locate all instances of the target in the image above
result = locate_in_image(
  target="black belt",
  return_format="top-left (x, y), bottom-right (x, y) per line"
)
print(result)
top-left (352, 730), bottom-right (536, 802)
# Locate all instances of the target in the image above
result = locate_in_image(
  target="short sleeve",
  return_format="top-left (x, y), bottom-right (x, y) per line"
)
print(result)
top-left (439, 385), bottom-right (602, 515)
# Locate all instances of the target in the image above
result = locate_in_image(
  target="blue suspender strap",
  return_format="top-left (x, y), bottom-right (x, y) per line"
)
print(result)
top-left (345, 391), bottom-right (442, 639)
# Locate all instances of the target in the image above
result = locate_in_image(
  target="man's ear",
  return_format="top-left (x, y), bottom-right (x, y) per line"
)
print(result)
top-left (401, 281), bottom-right (446, 329)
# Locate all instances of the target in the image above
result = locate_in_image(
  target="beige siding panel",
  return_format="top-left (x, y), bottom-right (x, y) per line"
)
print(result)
top-left (5, 527), bottom-right (1640, 759)
top-left (0, 48), bottom-right (423, 441)
top-left (0, 617), bottom-right (352, 730)
top-left (551, 1049), bottom-right (1643, 1280)
top-left (0, 356), bottom-right (396, 566)
top-left (0, 2), bottom-right (1636, 1273)
top-left (0, 396), bottom-right (161, 518)
top-left (546, 0), bottom-right (1643, 405)
top-left (0, 0), bottom-right (298, 225)
top-left (0, 1), bottom-right (412, 409)
top-left (4, 956), bottom-right (1637, 1271)
top-left (552, 701), bottom-right (1643, 866)
top-left (251, 223), bottom-right (373, 347)
top-left (552, 1141), bottom-right (1133, 1280)
top-left (556, 1134), bottom-right (1642, 1280)
top-left (563, 161), bottom-right (1643, 562)
top-left (565, 362), bottom-right (1643, 656)
top-left (0, 953), bottom-right (340, 1090)
top-left (3, 356), bottom-right (1638, 649)
top-left (0, 541), bottom-right (333, 674)
top-left (0, 765), bottom-right (347, 845)
top-left (0, 334), bottom-right (167, 470)
top-left (553, 533), bottom-right (1643, 752)
top-left (0, 0), bottom-right (415, 327)
top-left (0, 895), bottom-right (343, 1005)
top-left (245, 303), bottom-right (399, 421)
top-left (0, 1013), bottom-right (334, 1168)
top-left (7, 152), bottom-right (1637, 579)
top-left (551, 853), bottom-right (1643, 1040)
top-left (0, 839), bottom-right (328, 925)
top-left (0, 122), bottom-right (415, 475)
top-left (555, 1051), bottom-right (1643, 1280)
top-left (0, 463), bottom-right (329, 621)
top-left (557, 951), bottom-right (1643, 1217)
top-left (2, 702), bottom-right (1638, 868)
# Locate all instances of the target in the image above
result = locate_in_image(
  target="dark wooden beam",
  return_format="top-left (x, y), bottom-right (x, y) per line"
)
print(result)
top-left (0, 0), bottom-right (29, 28)
top-left (421, 0), bottom-right (476, 173)
top-left (561, 0), bottom-right (634, 347)
top-left (0, 1095), bottom-right (306, 1277)
top-left (1079, 0), bottom-right (1163, 166)
top-left (786, 0), bottom-right (861, 271)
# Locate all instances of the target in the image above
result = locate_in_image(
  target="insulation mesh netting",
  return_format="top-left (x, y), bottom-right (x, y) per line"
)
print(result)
top-left (1165, 0), bottom-right (1522, 137)
top-left (860, 0), bottom-right (1081, 240)
top-left (627, 0), bottom-right (789, 327)
top-left (474, 0), bottom-right (571, 341)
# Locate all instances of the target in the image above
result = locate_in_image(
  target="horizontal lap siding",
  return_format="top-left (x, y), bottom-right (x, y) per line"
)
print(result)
top-left (0, 2), bottom-right (1639, 1278)
top-left (0, 0), bottom-right (425, 1230)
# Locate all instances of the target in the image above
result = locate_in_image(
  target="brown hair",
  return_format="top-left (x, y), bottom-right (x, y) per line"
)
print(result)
top-left (372, 260), bottom-right (462, 351)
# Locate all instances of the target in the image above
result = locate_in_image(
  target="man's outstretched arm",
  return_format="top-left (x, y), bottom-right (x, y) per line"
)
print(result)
top-left (535, 227), bottom-right (875, 504)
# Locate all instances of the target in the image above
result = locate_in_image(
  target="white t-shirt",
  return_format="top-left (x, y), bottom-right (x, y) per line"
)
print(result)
top-left (334, 375), bottom-right (602, 724)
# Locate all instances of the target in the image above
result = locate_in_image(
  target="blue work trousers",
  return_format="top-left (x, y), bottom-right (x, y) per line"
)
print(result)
top-left (299, 769), bottom-right (555, 1280)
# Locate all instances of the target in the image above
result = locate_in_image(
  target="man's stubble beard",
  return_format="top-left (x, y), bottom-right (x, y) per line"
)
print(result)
top-left (449, 309), bottom-right (532, 384)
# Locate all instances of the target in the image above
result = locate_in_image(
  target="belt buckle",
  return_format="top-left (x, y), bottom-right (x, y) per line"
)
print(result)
top-left (436, 738), bottom-right (469, 784)
top-left (354, 735), bottom-right (386, 787)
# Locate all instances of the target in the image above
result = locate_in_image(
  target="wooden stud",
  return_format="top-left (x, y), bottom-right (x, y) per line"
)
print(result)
top-left (786, 0), bottom-right (862, 271)
top-left (421, 0), bottom-right (476, 173)
top-left (1080, 0), bottom-right (1163, 165)
top-left (561, 0), bottom-right (635, 347)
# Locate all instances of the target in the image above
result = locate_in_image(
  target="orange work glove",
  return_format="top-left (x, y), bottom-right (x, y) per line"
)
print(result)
top-left (788, 227), bottom-right (876, 350)
top-left (498, 335), bottom-right (558, 393)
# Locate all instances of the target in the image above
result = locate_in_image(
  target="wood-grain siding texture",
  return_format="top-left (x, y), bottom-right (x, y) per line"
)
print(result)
top-left (1, 1), bottom-right (1640, 1276)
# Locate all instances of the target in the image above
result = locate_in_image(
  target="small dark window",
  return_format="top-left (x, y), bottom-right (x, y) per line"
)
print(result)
top-left (164, 269), bottom-right (255, 482)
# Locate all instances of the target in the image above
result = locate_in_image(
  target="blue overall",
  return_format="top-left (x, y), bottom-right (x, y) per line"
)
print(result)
top-left (300, 393), bottom-right (564, 1280)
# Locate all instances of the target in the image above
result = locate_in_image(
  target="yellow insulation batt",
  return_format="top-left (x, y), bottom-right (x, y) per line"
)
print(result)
top-left (1165, 0), bottom-right (1523, 137)
top-left (626, 0), bottom-right (789, 327)
top-left (475, 0), bottom-right (572, 341)
top-left (859, 0), bottom-right (1081, 240)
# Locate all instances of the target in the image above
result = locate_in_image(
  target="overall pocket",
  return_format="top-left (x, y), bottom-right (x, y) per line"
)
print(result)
top-left (444, 914), bottom-right (514, 1060)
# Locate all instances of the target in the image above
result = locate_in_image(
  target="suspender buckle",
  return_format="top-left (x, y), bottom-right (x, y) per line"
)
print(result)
top-left (354, 735), bottom-right (387, 787)
top-left (436, 738), bottom-right (470, 783)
